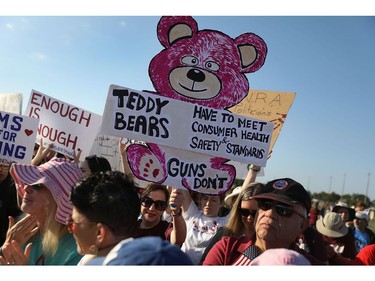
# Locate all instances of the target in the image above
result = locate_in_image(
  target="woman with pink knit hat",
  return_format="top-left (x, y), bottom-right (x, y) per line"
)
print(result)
top-left (0, 157), bottom-right (83, 265)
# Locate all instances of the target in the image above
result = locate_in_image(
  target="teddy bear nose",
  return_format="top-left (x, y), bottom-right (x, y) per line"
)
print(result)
top-left (187, 69), bottom-right (205, 83)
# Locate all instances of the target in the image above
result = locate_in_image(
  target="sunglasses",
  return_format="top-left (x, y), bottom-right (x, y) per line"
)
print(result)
top-left (140, 196), bottom-right (167, 211)
top-left (30, 184), bottom-right (44, 191)
top-left (256, 199), bottom-right (306, 219)
top-left (66, 214), bottom-right (96, 233)
top-left (238, 208), bottom-right (257, 218)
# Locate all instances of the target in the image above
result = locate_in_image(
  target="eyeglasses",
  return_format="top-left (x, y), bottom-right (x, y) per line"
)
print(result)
top-left (140, 196), bottom-right (167, 211)
top-left (256, 199), bottom-right (306, 219)
top-left (238, 207), bottom-right (257, 218)
top-left (66, 214), bottom-right (96, 233)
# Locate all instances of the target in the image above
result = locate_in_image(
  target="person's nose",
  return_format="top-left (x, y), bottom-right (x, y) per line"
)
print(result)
top-left (24, 185), bottom-right (33, 193)
top-left (263, 206), bottom-right (277, 218)
top-left (148, 203), bottom-right (157, 211)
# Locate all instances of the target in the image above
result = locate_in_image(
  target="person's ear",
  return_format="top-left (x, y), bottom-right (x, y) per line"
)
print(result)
top-left (96, 223), bottom-right (110, 244)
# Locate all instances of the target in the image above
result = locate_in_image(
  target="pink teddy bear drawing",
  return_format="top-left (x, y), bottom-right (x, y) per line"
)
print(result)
top-left (126, 16), bottom-right (267, 194)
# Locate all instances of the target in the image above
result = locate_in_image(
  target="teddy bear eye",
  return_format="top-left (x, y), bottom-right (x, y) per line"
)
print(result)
top-left (181, 55), bottom-right (199, 66)
top-left (205, 61), bottom-right (220, 72)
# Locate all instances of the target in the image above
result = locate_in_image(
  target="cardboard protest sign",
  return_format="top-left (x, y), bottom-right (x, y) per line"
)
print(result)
top-left (89, 134), bottom-right (122, 171)
top-left (229, 89), bottom-right (296, 153)
top-left (229, 89), bottom-right (296, 179)
top-left (0, 111), bottom-right (38, 164)
top-left (25, 90), bottom-right (102, 159)
top-left (0, 93), bottom-right (23, 114)
top-left (100, 85), bottom-right (274, 166)
top-left (89, 134), bottom-right (154, 188)
top-left (98, 16), bottom-right (270, 194)
top-left (100, 85), bottom-right (273, 194)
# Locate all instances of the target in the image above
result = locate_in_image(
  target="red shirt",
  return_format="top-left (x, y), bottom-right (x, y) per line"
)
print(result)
top-left (203, 235), bottom-right (325, 265)
top-left (355, 244), bottom-right (375, 265)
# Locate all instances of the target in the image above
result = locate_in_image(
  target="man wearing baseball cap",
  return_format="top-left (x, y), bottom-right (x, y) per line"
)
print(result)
top-left (249, 178), bottom-right (326, 264)
top-left (203, 178), bottom-right (326, 265)
top-left (353, 211), bottom-right (375, 254)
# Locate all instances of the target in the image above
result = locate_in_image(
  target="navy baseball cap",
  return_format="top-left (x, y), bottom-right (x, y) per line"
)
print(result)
top-left (251, 178), bottom-right (311, 213)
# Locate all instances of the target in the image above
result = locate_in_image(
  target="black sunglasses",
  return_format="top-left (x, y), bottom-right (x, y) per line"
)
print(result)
top-left (256, 199), bottom-right (306, 219)
top-left (238, 207), bottom-right (257, 218)
top-left (141, 196), bottom-right (167, 211)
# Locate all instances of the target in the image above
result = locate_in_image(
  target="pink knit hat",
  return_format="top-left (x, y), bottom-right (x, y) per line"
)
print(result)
top-left (10, 157), bottom-right (83, 224)
top-left (250, 248), bottom-right (311, 265)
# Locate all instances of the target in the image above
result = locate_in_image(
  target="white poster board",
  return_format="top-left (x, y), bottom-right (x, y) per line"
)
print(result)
top-left (0, 93), bottom-right (23, 114)
top-left (100, 85), bottom-right (274, 166)
top-left (89, 134), bottom-right (123, 171)
top-left (0, 111), bottom-right (39, 164)
top-left (25, 90), bottom-right (102, 159)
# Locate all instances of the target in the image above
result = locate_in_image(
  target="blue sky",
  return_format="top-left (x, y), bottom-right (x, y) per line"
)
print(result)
top-left (1, 12), bottom-right (374, 200)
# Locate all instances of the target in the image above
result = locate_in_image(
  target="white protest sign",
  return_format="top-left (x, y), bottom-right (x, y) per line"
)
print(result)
top-left (100, 85), bottom-right (274, 166)
top-left (0, 93), bottom-right (23, 114)
top-left (89, 134), bottom-right (151, 188)
top-left (124, 142), bottom-right (237, 193)
top-left (25, 90), bottom-right (102, 159)
top-left (89, 134), bottom-right (123, 171)
top-left (229, 89), bottom-right (296, 180)
top-left (0, 111), bottom-right (38, 164)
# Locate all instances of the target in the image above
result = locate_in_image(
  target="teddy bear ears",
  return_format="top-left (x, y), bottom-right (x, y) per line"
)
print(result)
top-left (157, 16), bottom-right (199, 47)
top-left (235, 32), bottom-right (268, 73)
top-left (156, 16), bottom-right (267, 73)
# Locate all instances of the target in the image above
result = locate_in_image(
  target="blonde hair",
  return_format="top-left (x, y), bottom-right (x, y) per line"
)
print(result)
top-left (41, 190), bottom-right (68, 256)
top-left (222, 182), bottom-right (265, 237)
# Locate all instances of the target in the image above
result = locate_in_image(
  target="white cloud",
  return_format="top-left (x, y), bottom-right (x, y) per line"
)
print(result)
top-left (5, 23), bottom-right (15, 30)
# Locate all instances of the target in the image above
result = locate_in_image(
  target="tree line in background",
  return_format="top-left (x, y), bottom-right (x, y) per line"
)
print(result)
top-left (233, 179), bottom-right (373, 208)
top-left (311, 191), bottom-right (373, 208)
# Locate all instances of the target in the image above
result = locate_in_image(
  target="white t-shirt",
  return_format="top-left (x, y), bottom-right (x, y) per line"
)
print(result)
top-left (180, 200), bottom-right (228, 264)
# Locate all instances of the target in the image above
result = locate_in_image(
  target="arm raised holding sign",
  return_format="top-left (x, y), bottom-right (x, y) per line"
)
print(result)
top-left (118, 138), bottom-right (133, 176)
top-left (168, 187), bottom-right (187, 246)
top-left (31, 138), bottom-right (54, 166)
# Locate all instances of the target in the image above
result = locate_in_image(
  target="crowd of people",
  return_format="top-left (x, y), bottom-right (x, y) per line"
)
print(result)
top-left (0, 140), bottom-right (375, 266)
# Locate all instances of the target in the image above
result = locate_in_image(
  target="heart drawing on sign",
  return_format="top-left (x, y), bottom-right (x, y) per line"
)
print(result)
top-left (24, 129), bottom-right (33, 136)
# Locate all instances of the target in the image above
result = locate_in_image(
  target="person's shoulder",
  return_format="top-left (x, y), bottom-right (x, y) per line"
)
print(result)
top-left (85, 256), bottom-right (106, 265)
top-left (77, 254), bottom-right (97, 265)
top-left (218, 234), bottom-right (252, 245)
